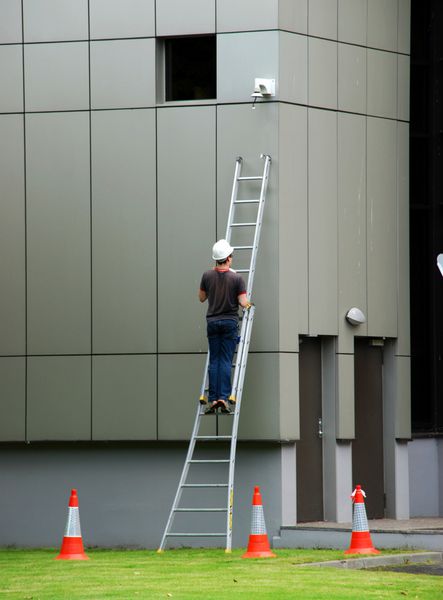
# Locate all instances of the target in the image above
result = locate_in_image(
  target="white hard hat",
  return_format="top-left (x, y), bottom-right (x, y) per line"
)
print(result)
top-left (212, 239), bottom-right (234, 261)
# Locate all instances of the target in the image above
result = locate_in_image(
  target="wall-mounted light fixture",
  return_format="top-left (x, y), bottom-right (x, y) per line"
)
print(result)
top-left (437, 253), bottom-right (443, 277)
top-left (345, 307), bottom-right (366, 326)
top-left (251, 78), bottom-right (275, 109)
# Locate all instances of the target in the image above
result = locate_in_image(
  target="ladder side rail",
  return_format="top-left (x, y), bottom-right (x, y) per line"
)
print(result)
top-left (228, 158), bottom-right (269, 401)
top-left (199, 352), bottom-right (210, 402)
top-left (228, 310), bottom-right (249, 403)
top-left (158, 404), bottom-right (203, 552)
top-left (225, 306), bottom-right (255, 552)
top-left (225, 157), bottom-right (243, 243)
top-left (246, 155), bottom-right (271, 298)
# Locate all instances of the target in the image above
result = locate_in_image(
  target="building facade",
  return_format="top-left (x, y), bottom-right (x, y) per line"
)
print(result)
top-left (0, 0), bottom-right (417, 548)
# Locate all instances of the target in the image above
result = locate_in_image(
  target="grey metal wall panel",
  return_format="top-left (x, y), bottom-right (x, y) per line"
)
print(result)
top-left (308, 108), bottom-right (338, 335)
top-left (279, 32), bottom-right (308, 105)
top-left (0, 115), bottom-right (25, 356)
top-left (338, 0), bottom-right (367, 45)
top-left (0, 0), bottom-right (22, 43)
top-left (157, 0), bottom-right (215, 36)
top-left (26, 112), bottom-right (91, 355)
top-left (278, 0), bottom-right (307, 34)
top-left (278, 103), bottom-right (308, 341)
top-left (0, 358), bottom-right (25, 441)
top-left (92, 355), bottom-right (156, 440)
top-left (308, 0), bottom-right (337, 40)
top-left (27, 356), bottom-right (91, 440)
top-left (367, 49), bottom-right (397, 120)
top-left (23, 0), bottom-right (88, 42)
top-left (24, 42), bottom-right (89, 112)
top-left (217, 103), bottom-right (279, 352)
top-left (158, 354), bottom-right (215, 440)
top-left (398, 54), bottom-right (410, 122)
top-left (395, 356), bottom-right (411, 439)
top-left (90, 0), bottom-right (155, 39)
top-left (398, 0), bottom-right (411, 54)
top-left (279, 353), bottom-right (299, 440)
top-left (157, 106), bottom-right (215, 353)
top-left (308, 37), bottom-right (337, 110)
top-left (367, 0), bottom-right (398, 52)
top-left (217, 31), bottom-right (279, 104)
top-left (336, 353), bottom-right (355, 439)
top-left (0, 45), bottom-right (23, 113)
top-left (226, 353), bottom-right (280, 440)
top-left (337, 113), bottom-right (367, 352)
top-left (91, 109), bottom-right (156, 354)
top-left (90, 39), bottom-right (155, 109)
top-left (367, 117), bottom-right (397, 338)
top-left (338, 43), bottom-right (366, 114)
top-left (216, 0), bottom-right (278, 32)
top-left (396, 122), bottom-right (410, 356)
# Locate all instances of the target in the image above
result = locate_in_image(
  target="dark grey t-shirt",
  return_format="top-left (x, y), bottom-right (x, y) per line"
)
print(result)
top-left (200, 268), bottom-right (247, 322)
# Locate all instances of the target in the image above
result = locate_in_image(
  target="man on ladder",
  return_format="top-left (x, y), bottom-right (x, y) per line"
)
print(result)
top-left (199, 239), bottom-right (251, 414)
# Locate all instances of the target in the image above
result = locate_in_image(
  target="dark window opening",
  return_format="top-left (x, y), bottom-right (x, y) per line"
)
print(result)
top-left (410, 0), bottom-right (443, 435)
top-left (165, 35), bottom-right (216, 101)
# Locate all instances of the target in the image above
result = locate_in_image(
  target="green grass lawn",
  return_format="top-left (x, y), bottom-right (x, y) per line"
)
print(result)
top-left (0, 548), bottom-right (442, 600)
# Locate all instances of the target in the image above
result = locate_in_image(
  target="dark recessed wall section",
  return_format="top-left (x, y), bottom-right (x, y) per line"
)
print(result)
top-left (165, 35), bottom-right (216, 101)
top-left (410, 0), bottom-right (443, 434)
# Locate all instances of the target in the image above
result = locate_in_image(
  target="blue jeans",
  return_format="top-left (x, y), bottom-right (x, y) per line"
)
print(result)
top-left (207, 319), bottom-right (238, 402)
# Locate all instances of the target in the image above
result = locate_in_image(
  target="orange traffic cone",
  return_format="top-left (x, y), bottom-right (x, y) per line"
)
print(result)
top-left (55, 489), bottom-right (89, 560)
top-left (242, 486), bottom-right (276, 558)
top-left (345, 485), bottom-right (380, 555)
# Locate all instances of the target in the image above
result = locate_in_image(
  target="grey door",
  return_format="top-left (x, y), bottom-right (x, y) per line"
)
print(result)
top-left (353, 338), bottom-right (385, 519)
top-left (297, 337), bottom-right (323, 522)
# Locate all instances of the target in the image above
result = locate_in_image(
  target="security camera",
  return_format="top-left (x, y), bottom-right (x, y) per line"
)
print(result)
top-left (438, 254), bottom-right (443, 277)
top-left (251, 78), bottom-right (276, 98)
top-left (345, 307), bottom-right (366, 326)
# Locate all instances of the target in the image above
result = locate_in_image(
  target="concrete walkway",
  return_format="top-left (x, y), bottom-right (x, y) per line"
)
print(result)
top-left (274, 518), bottom-right (443, 551)
top-left (293, 517), bottom-right (443, 532)
top-left (295, 551), bottom-right (443, 571)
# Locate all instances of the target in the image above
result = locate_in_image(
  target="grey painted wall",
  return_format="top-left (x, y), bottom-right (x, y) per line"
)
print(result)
top-left (0, 443), bottom-right (282, 548)
top-left (409, 438), bottom-right (440, 517)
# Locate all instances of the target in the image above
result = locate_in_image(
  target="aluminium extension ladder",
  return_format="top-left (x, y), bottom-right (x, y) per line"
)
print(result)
top-left (158, 154), bottom-right (271, 553)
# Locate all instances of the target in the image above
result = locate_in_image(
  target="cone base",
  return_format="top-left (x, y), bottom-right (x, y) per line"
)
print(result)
top-left (344, 547), bottom-right (380, 555)
top-left (55, 552), bottom-right (89, 560)
top-left (242, 550), bottom-right (277, 559)
top-left (55, 536), bottom-right (89, 560)
top-left (242, 534), bottom-right (276, 559)
top-left (345, 531), bottom-right (379, 555)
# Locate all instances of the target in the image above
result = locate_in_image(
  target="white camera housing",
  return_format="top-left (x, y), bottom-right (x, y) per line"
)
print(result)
top-left (251, 78), bottom-right (276, 98)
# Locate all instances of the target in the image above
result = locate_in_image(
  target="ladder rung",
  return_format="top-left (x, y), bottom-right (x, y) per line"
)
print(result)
top-left (236, 269), bottom-right (250, 273)
top-left (230, 222), bottom-right (257, 227)
top-left (195, 436), bottom-right (232, 440)
top-left (232, 245), bottom-right (254, 250)
top-left (182, 483), bottom-right (228, 488)
top-left (166, 533), bottom-right (226, 537)
top-left (234, 199), bottom-right (260, 204)
top-left (174, 508), bottom-right (227, 512)
top-left (189, 460), bottom-right (230, 464)
top-left (238, 176), bottom-right (262, 181)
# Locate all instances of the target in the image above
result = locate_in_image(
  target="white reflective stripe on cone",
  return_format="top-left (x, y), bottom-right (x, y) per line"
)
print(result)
top-left (352, 503), bottom-right (369, 532)
top-left (250, 505), bottom-right (267, 535)
top-left (64, 507), bottom-right (82, 537)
